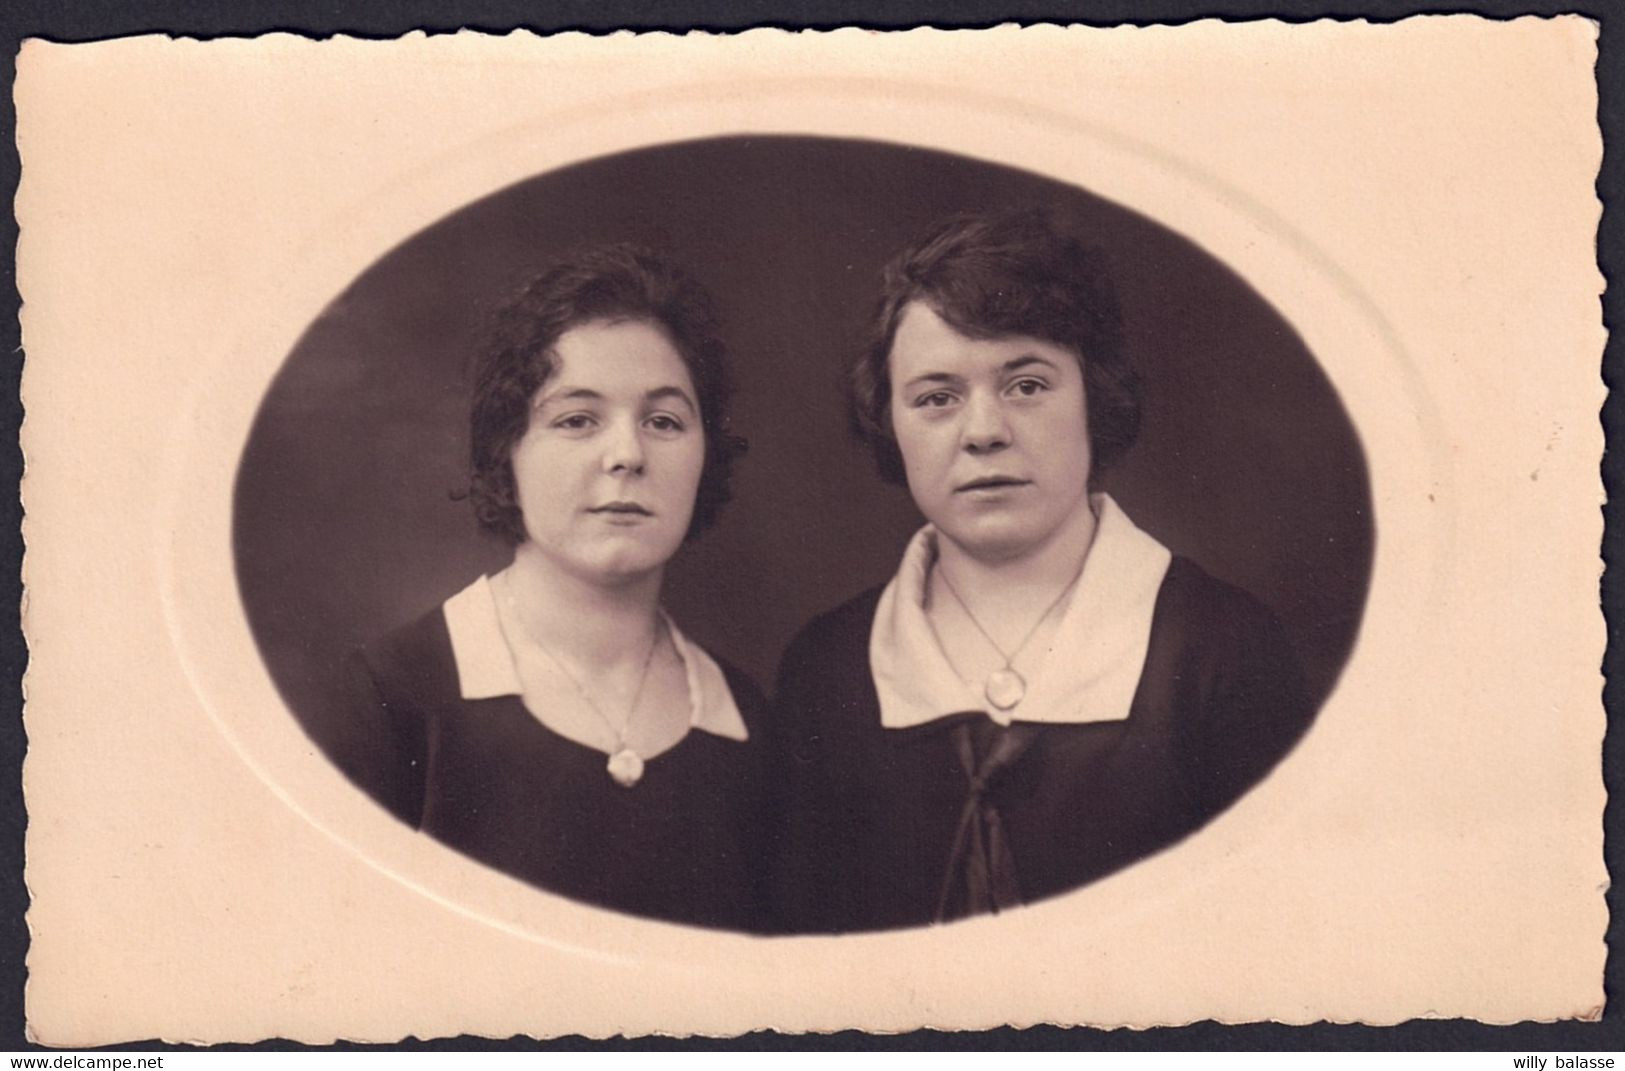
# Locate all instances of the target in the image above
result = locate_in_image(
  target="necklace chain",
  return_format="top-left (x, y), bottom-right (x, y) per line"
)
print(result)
top-left (500, 577), bottom-right (663, 750)
top-left (934, 554), bottom-right (1087, 672)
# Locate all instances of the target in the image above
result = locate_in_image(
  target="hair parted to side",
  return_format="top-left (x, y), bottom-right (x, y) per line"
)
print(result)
top-left (468, 243), bottom-right (747, 545)
top-left (849, 207), bottom-right (1142, 485)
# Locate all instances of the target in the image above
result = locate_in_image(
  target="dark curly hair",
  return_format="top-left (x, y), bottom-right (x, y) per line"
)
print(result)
top-left (469, 243), bottom-right (746, 545)
top-left (850, 207), bottom-right (1142, 485)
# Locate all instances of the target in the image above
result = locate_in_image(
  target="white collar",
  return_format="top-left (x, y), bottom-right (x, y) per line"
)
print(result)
top-left (868, 493), bottom-right (1172, 731)
top-left (441, 574), bottom-right (749, 742)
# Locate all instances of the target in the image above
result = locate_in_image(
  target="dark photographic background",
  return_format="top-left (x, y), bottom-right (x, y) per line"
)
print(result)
top-left (234, 135), bottom-right (1372, 762)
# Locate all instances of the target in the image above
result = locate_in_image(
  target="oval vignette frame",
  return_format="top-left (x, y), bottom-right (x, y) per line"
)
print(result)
top-left (159, 77), bottom-right (1445, 963)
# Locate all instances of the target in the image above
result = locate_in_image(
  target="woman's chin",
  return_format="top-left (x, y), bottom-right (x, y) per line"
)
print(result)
top-left (571, 545), bottom-right (679, 587)
top-left (936, 518), bottom-right (1048, 564)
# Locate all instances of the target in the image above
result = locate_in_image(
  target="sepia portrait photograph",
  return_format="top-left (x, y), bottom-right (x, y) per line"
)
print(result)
top-left (14, 14), bottom-right (1607, 1045)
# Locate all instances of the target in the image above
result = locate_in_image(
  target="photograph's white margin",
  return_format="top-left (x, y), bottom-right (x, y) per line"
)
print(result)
top-left (156, 73), bottom-right (1443, 964)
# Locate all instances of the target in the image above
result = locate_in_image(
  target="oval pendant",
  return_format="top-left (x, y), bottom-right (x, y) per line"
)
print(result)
top-left (606, 748), bottom-right (645, 788)
top-left (985, 667), bottom-right (1026, 718)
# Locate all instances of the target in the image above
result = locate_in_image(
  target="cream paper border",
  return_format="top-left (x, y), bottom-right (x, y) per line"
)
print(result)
top-left (17, 21), bottom-right (1604, 1042)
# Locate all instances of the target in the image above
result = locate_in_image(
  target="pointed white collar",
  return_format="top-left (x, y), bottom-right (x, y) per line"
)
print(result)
top-left (441, 574), bottom-right (748, 742)
top-left (868, 494), bottom-right (1172, 731)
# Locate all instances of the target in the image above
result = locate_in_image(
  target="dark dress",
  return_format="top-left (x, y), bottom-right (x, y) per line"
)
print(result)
top-left (769, 556), bottom-right (1315, 934)
top-left (336, 607), bottom-right (773, 933)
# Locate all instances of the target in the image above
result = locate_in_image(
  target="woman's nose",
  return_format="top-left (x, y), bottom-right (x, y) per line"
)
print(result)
top-left (960, 393), bottom-right (1011, 454)
top-left (603, 420), bottom-right (647, 475)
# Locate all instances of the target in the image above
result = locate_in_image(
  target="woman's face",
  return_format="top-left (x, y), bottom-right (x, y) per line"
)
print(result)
top-left (509, 318), bottom-right (706, 584)
top-left (887, 301), bottom-right (1094, 564)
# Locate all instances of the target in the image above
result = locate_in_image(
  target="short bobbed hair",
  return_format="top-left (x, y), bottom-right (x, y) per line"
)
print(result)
top-left (850, 208), bottom-right (1142, 485)
top-left (468, 243), bottom-right (746, 545)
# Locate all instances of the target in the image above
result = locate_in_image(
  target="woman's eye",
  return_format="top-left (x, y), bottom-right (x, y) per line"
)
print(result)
top-left (1007, 378), bottom-right (1049, 398)
top-left (645, 413), bottom-right (687, 433)
top-left (552, 413), bottom-right (597, 431)
top-left (914, 391), bottom-right (957, 409)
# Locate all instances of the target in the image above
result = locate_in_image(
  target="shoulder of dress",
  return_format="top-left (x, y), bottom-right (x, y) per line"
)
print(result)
top-left (1155, 556), bottom-right (1284, 634)
top-left (770, 584), bottom-right (888, 720)
top-left (790, 584), bottom-right (888, 650)
top-left (709, 653), bottom-right (769, 723)
top-left (1147, 556), bottom-right (1305, 699)
top-left (354, 604), bottom-right (460, 707)
top-left (1150, 559), bottom-right (1316, 810)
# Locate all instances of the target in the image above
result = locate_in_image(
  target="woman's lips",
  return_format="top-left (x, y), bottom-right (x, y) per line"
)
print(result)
top-left (591, 502), bottom-right (653, 516)
top-left (955, 477), bottom-right (1030, 493)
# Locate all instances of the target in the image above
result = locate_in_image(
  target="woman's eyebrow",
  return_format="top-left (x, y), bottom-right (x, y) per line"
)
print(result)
top-left (533, 386), bottom-right (603, 408)
top-left (645, 385), bottom-right (698, 414)
top-left (900, 371), bottom-right (965, 392)
top-left (1002, 354), bottom-right (1061, 374)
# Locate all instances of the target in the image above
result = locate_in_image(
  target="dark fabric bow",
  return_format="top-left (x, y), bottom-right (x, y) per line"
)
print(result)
top-left (934, 720), bottom-right (1042, 923)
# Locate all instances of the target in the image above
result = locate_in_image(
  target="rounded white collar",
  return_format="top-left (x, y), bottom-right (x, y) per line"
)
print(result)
top-left (868, 494), bottom-right (1172, 730)
top-left (440, 575), bottom-right (749, 742)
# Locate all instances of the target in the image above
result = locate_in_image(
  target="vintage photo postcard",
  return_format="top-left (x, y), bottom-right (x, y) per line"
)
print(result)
top-left (16, 19), bottom-right (1605, 1043)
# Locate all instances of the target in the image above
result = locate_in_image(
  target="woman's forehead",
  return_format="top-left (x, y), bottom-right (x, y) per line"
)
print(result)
top-left (888, 302), bottom-right (1080, 379)
top-left (540, 318), bottom-right (696, 400)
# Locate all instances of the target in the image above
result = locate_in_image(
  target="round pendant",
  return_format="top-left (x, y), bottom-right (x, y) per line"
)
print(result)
top-left (984, 667), bottom-right (1027, 717)
top-left (606, 748), bottom-right (645, 788)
